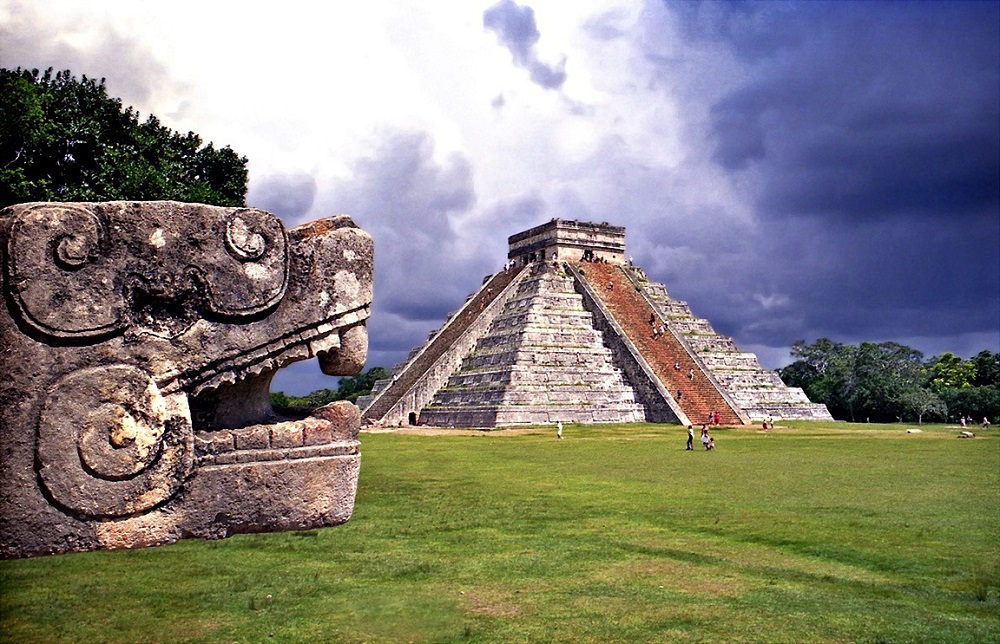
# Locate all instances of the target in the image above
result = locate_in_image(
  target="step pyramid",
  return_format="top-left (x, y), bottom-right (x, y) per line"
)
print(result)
top-left (418, 262), bottom-right (647, 426)
top-left (359, 219), bottom-right (832, 427)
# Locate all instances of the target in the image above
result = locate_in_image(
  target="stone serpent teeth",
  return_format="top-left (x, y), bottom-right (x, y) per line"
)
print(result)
top-left (309, 335), bottom-right (341, 357)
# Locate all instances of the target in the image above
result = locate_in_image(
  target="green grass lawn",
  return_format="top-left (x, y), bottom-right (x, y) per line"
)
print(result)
top-left (2, 421), bottom-right (998, 642)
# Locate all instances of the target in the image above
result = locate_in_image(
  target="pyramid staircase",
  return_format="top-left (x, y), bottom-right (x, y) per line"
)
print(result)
top-left (417, 262), bottom-right (648, 426)
top-left (572, 261), bottom-right (747, 425)
top-left (358, 264), bottom-right (527, 427)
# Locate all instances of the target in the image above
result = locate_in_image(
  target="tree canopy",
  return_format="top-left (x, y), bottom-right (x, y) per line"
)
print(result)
top-left (779, 340), bottom-right (1000, 424)
top-left (0, 67), bottom-right (247, 208)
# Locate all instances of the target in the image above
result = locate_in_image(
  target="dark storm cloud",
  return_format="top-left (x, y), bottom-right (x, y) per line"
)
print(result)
top-left (694, 1), bottom-right (1000, 224)
top-left (706, 54), bottom-right (999, 221)
top-left (247, 172), bottom-right (317, 221)
top-left (344, 130), bottom-right (474, 238)
top-left (671, 0), bottom-right (805, 62)
top-left (646, 0), bottom-right (1000, 360)
top-left (483, 0), bottom-right (566, 90)
top-left (0, 0), bottom-right (175, 109)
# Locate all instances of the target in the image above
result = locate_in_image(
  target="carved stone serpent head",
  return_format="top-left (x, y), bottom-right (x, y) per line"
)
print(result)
top-left (0, 201), bottom-right (373, 558)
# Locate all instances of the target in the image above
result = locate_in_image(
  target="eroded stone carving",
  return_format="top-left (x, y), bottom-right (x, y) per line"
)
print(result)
top-left (0, 201), bottom-right (373, 558)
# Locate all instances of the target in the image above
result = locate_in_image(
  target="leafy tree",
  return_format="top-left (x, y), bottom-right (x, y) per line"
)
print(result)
top-left (780, 338), bottom-right (853, 415)
top-left (898, 388), bottom-right (947, 424)
top-left (939, 385), bottom-right (1000, 424)
top-left (334, 366), bottom-right (390, 403)
top-left (270, 391), bottom-right (292, 408)
top-left (930, 352), bottom-right (977, 389)
top-left (844, 342), bottom-right (925, 422)
top-left (971, 350), bottom-right (1000, 387)
top-left (0, 67), bottom-right (247, 208)
top-left (926, 351), bottom-right (1000, 423)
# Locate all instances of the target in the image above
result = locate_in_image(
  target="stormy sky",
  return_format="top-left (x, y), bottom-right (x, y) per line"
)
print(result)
top-left (2, 0), bottom-right (997, 394)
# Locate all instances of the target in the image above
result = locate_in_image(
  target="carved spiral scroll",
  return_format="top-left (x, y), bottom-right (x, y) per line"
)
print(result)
top-left (7, 204), bottom-right (123, 338)
top-left (37, 366), bottom-right (194, 518)
top-left (203, 209), bottom-right (288, 317)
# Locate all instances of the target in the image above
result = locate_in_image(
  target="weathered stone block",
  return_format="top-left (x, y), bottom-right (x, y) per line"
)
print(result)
top-left (195, 431), bottom-right (235, 455)
top-left (270, 422), bottom-right (304, 449)
top-left (234, 425), bottom-right (271, 451)
top-left (0, 201), bottom-right (373, 558)
top-left (301, 417), bottom-right (334, 446)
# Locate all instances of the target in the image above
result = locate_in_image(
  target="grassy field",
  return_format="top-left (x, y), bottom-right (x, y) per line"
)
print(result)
top-left (1, 421), bottom-right (998, 642)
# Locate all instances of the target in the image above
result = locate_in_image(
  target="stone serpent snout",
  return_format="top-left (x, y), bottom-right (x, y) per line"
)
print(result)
top-left (0, 201), bottom-right (373, 558)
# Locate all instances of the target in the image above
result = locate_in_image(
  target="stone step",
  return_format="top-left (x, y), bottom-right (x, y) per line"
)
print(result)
top-left (713, 371), bottom-right (787, 389)
top-left (687, 335), bottom-right (740, 353)
top-left (459, 348), bottom-right (624, 371)
top-left (488, 310), bottom-right (598, 329)
top-left (442, 366), bottom-right (633, 387)
top-left (472, 329), bottom-right (607, 351)
top-left (431, 388), bottom-right (641, 407)
top-left (697, 352), bottom-right (763, 369)
top-left (671, 318), bottom-right (717, 335)
top-left (577, 261), bottom-right (745, 425)
top-left (419, 403), bottom-right (647, 427)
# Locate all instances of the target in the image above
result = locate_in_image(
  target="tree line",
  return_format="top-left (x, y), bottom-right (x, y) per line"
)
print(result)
top-left (1, 67), bottom-right (247, 208)
top-left (778, 339), bottom-right (1000, 424)
top-left (270, 367), bottom-right (389, 411)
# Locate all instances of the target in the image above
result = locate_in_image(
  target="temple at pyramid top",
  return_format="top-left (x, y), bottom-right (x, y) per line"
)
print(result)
top-left (508, 219), bottom-right (625, 265)
top-left (359, 219), bottom-right (832, 428)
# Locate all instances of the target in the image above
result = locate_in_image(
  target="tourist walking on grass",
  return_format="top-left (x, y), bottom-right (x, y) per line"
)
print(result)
top-left (557, 421), bottom-right (563, 440)
top-left (686, 425), bottom-right (694, 450)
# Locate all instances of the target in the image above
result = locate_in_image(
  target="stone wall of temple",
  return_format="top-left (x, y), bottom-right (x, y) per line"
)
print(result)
top-left (507, 219), bottom-right (625, 265)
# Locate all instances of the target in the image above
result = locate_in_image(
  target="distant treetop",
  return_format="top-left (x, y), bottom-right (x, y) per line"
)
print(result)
top-left (0, 67), bottom-right (248, 208)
